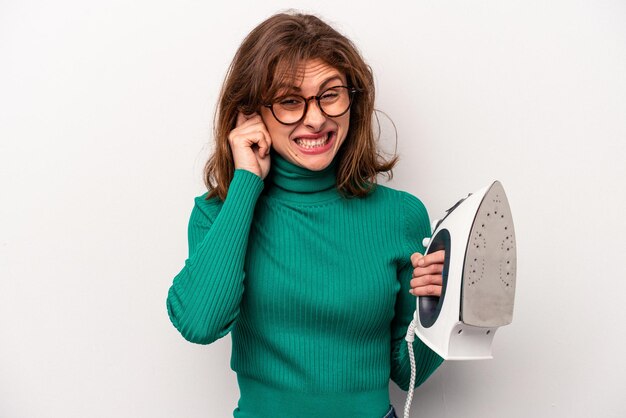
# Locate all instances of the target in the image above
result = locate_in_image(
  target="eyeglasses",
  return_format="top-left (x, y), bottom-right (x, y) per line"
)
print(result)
top-left (264, 86), bottom-right (357, 125)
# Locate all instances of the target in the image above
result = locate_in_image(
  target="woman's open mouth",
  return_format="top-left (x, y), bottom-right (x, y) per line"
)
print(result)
top-left (293, 131), bottom-right (335, 154)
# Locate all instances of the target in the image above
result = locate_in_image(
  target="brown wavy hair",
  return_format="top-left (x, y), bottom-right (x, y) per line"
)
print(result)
top-left (204, 11), bottom-right (397, 200)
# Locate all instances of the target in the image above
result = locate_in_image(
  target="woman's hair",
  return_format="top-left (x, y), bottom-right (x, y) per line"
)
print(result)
top-left (204, 11), bottom-right (397, 200)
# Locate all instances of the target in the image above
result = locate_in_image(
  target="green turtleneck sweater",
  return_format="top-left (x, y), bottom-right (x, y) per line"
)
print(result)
top-left (167, 154), bottom-right (443, 417)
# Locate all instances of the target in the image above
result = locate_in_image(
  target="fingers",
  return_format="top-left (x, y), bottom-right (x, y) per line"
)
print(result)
top-left (228, 112), bottom-right (274, 179)
top-left (410, 250), bottom-right (445, 297)
top-left (230, 112), bottom-right (273, 157)
top-left (410, 273), bottom-right (443, 297)
top-left (230, 129), bottom-right (270, 158)
top-left (410, 274), bottom-right (442, 290)
top-left (410, 252), bottom-right (422, 267)
top-left (235, 111), bottom-right (261, 129)
top-left (410, 283), bottom-right (442, 297)
top-left (412, 261), bottom-right (442, 277)
top-left (236, 111), bottom-right (248, 127)
top-left (410, 251), bottom-right (444, 278)
top-left (411, 250), bottom-right (445, 268)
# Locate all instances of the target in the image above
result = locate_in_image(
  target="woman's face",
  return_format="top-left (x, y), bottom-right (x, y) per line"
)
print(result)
top-left (260, 59), bottom-right (351, 171)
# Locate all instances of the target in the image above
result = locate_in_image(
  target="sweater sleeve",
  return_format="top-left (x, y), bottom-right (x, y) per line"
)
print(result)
top-left (389, 192), bottom-right (444, 391)
top-left (166, 169), bottom-right (264, 344)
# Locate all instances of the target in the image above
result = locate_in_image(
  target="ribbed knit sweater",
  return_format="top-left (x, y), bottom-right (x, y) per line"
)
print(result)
top-left (167, 153), bottom-right (443, 418)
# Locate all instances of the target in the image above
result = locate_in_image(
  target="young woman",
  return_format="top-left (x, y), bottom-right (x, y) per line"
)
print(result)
top-left (167, 11), bottom-right (445, 418)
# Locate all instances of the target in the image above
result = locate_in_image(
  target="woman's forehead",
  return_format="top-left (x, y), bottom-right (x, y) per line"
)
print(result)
top-left (272, 59), bottom-right (345, 91)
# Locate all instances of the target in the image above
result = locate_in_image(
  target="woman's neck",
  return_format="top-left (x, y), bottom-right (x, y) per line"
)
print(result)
top-left (264, 151), bottom-right (340, 203)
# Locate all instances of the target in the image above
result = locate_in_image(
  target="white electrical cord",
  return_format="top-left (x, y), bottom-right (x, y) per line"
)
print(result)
top-left (403, 315), bottom-right (418, 418)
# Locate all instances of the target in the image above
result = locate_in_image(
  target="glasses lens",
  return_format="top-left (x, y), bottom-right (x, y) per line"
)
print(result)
top-left (272, 96), bottom-right (306, 124)
top-left (319, 87), bottom-right (352, 117)
top-left (271, 87), bottom-right (353, 124)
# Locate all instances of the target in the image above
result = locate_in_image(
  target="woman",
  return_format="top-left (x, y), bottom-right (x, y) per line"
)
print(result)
top-left (167, 11), bottom-right (445, 418)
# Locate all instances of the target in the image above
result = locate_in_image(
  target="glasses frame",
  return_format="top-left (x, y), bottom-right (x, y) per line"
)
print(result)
top-left (263, 86), bottom-right (358, 126)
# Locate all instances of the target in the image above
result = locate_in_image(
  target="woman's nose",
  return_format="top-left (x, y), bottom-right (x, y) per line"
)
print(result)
top-left (302, 100), bottom-right (326, 129)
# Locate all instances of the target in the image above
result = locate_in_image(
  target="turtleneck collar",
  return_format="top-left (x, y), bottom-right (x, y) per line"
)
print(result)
top-left (265, 151), bottom-right (341, 203)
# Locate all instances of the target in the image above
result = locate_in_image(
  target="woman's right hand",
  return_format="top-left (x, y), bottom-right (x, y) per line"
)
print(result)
top-left (228, 112), bottom-right (272, 179)
top-left (409, 250), bottom-right (444, 297)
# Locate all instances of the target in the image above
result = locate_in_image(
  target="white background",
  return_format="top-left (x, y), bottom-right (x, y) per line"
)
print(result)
top-left (1, 1), bottom-right (625, 417)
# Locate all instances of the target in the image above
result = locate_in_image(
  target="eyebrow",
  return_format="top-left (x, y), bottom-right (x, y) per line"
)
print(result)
top-left (276, 75), bottom-right (345, 94)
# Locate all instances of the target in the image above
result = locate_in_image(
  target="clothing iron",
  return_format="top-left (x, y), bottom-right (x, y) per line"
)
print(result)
top-left (414, 180), bottom-right (517, 360)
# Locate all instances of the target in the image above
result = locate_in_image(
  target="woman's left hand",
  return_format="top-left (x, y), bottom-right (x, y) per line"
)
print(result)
top-left (409, 250), bottom-right (445, 297)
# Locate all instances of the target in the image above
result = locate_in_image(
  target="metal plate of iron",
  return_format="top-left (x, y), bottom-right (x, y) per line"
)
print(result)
top-left (461, 181), bottom-right (516, 327)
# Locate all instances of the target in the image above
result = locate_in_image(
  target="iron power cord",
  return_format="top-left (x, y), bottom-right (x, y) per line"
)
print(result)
top-left (403, 314), bottom-right (418, 418)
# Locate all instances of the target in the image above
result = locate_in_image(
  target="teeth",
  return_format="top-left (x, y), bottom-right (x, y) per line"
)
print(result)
top-left (295, 133), bottom-right (330, 149)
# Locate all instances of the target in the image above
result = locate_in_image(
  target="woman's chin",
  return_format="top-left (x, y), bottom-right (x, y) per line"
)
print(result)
top-left (290, 152), bottom-right (336, 171)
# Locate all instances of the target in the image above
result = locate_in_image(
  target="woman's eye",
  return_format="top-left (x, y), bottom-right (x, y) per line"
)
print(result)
top-left (278, 97), bottom-right (303, 107)
top-left (320, 90), bottom-right (340, 101)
